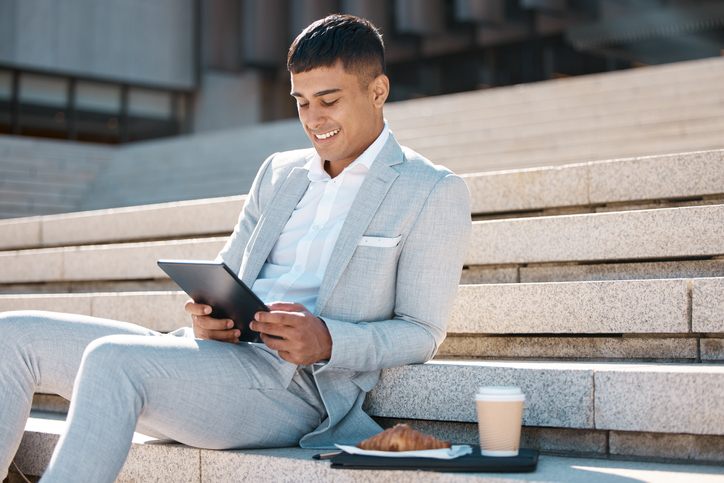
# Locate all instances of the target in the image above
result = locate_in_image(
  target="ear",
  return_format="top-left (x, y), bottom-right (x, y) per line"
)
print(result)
top-left (370, 74), bottom-right (389, 108)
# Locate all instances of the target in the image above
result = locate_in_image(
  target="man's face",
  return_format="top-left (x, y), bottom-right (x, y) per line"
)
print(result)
top-left (291, 62), bottom-right (388, 176)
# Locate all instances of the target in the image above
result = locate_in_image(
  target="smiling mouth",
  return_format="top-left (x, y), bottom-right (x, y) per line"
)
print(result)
top-left (314, 128), bottom-right (340, 140)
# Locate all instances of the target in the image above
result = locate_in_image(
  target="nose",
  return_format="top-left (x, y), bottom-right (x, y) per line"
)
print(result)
top-left (305, 104), bottom-right (326, 130)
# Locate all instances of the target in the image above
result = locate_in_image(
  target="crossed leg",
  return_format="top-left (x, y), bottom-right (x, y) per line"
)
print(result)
top-left (0, 311), bottom-right (324, 483)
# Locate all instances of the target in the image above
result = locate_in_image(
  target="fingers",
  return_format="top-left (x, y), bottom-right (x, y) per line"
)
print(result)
top-left (184, 299), bottom-right (212, 316)
top-left (185, 299), bottom-right (240, 343)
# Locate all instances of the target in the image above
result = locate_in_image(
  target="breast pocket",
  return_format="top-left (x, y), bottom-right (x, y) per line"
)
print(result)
top-left (357, 235), bottom-right (402, 248)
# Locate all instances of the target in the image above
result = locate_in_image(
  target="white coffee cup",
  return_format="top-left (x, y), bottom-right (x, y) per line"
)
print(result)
top-left (475, 386), bottom-right (525, 457)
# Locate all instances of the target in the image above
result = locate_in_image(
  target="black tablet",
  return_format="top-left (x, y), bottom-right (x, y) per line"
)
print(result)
top-left (157, 259), bottom-right (269, 343)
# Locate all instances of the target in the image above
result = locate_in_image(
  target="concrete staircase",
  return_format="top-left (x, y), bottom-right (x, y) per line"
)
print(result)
top-left (1, 56), bottom-right (722, 220)
top-left (2, 149), bottom-right (724, 482)
top-left (0, 136), bottom-right (114, 220)
top-left (386, 56), bottom-right (724, 174)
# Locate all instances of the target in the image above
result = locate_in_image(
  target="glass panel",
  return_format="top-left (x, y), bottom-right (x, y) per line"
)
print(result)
top-left (75, 81), bottom-right (121, 114)
top-left (0, 70), bottom-right (12, 100)
top-left (0, 70), bottom-right (11, 134)
top-left (19, 73), bottom-right (68, 107)
top-left (175, 93), bottom-right (187, 122)
top-left (128, 88), bottom-right (172, 119)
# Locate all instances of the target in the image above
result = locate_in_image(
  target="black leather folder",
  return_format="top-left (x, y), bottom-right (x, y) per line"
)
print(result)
top-left (330, 447), bottom-right (538, 473)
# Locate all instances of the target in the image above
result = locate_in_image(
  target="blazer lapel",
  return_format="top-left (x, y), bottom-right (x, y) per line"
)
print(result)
top-left (240, 167), bottom-right (310, 286)
top-left (314, 136), bottom-right (403, 314)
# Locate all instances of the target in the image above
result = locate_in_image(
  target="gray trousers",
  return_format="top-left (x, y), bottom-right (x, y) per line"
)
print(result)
top-left (0, 311), bottom-right (326, 483)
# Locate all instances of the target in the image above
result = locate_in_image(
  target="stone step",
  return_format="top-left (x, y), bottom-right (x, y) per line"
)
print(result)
top-left (0, 196), bottom-right (244, 251)
top-left (418, 118), bottom-right (724, 174)
top-left (365, 361), bottom-right (724, 437)
top-left (1, 205), bottom-right (722, 285)
top-left (411, 114), bottom-right (724, 160)
top-left (0, 237), bottom-right (227, 285)
top-left (78, 120), bottom-right (311, 212)
top-left (465, 149), bottom-right (724, 216)
top-left (437, 129), bottom-right (724, 174)
top-left (3, 149), bottom-right (722, 252)
top-left (467, 204), bottom-right (724, 266)
top-left (2, 277), bottom-right (722, 339)
top-left (385, 57), bottom-right (724, 125)
top-left (392, 93), bottom-right (724, 145)
top-left (15, 413), bottom-right (724, 482)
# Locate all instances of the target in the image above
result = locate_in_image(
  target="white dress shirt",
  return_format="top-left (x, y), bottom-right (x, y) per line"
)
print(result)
top-left (251, 122), bottom-right (390, 312)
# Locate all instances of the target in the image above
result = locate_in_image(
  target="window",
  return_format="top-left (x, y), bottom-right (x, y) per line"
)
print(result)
top-left (18, 73), bottom-right (69, 140)
top-left (75, 81), bottom-right (122, 143)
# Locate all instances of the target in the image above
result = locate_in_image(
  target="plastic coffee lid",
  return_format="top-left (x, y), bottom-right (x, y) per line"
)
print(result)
top-left (475, 386), bottom-right (525, 401)
top-left (477, 386), bottom-right (522, 396)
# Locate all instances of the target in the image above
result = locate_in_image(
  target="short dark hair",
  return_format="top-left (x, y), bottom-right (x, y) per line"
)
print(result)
top-left (287, 14), bottom-right (386, 88)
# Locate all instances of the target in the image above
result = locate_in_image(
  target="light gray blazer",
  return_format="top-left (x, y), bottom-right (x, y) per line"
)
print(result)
top-left (217, 133), bottom-right (471, 448)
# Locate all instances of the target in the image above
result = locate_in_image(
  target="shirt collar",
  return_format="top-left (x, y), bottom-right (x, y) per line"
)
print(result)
top-left (306, 121), bottom-right (390, 182)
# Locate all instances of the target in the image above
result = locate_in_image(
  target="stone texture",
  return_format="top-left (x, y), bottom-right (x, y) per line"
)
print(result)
top-left (436, 336), bottom-right (697, 362)
top-left (0, 237), bottom-right (227, 284)
top-left (447, 280), bottom-right (689, 334)
top-left (40, 196), bottom-right (244, 248)
top-left (365, 361), bottom-right (594, 428)
top-left (0, 248), bottom-right (63, 284)
top-left (17, 413), bottom-right (724, 482)
top-left (201, 448), bottom-right (329, 483)
top-left (16, 414), bottom-right (200, 482)
top-left (119, 443), bottom-right (200, 483)
top-left (463, 164), bottom-right (588, 215)
top-left (62, 238), bottom-right (227, 282)
top-left (90, 291), bottom-right (190, 332)
top-left (0, 217), bottom-right (41, 250)
top-left (466, 205), bottom-right (724, 265)
top-left (594, 365), bottom-right (724, 435)
top-left (460, 266), bottom-right (518, 284)
top-left (589, 150), bottom-right (724, 204)
top-left (693, 278), bottom-right (724, 333)
top-left (701, 339), bottom-right (724, 361)
top-left (520, 259), bottom-right (724, 283)
top-left (610, 431), bottom-right (724, 463)
top-left (0, 293), bottom-right (92, 316)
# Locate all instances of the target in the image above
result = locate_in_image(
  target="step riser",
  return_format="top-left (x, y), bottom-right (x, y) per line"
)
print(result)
top-left (439, 135), bottom-right (724, 174)
top-left (0, 197), bottom-right (244, 251)
top-left (0, 238), bottom-right (227, 284)
top-left (468, 205), bottom-right (724, 266)
top-left (2, 277), bottom-right (723, 338)
top-left (365, 362), bottom-right (724, 436)
top-left (437, 336), bottom-right (703, 363)
top-left (463, 259), bottom-right (724, 285)
top-left (464, 150), bottom-right (724, 215)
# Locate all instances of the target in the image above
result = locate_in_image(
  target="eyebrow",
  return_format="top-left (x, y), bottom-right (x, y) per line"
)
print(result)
top-left (291, 88), bottom-right (342, 98)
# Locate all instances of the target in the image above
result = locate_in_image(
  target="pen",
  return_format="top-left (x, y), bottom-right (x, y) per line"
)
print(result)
top-left (312, 451), bottom-right (342, 460)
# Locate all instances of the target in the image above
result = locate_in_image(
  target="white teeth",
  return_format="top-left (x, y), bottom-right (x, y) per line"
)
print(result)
top-left (315, 129), bottom-right (340, 140)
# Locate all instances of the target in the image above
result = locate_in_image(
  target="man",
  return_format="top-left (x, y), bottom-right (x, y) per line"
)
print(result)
top-left (0, 14), bottom-right (470, 482)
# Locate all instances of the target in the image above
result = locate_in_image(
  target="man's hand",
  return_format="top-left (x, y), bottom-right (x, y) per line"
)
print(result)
top-left (250, 302), bottom-right (332, 365)
top-left (184, 299), bottom-right (240, 343)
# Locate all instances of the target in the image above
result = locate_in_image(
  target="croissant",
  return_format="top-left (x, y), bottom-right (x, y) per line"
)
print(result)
top-left (355, 424), bottom-right (452, 452)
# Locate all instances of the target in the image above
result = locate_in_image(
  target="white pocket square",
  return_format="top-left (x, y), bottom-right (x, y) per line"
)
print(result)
top-left (358, 235), bottom-right (402, 248)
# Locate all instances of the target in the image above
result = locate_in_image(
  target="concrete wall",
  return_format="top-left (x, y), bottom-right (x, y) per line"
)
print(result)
top-left (0, 0), bottom-right (196, 90)
top-left (192, 70), bottom-right (263, 133)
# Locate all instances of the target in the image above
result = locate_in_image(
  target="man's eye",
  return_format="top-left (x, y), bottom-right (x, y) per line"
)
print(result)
top-left (298, 102), bottom-right (309, 108)
top-left (322, 99), bottom-right (338, 107)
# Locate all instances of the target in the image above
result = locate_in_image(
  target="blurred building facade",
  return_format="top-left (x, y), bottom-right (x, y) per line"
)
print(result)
top-left (1, 0), bottom-right (723, 145)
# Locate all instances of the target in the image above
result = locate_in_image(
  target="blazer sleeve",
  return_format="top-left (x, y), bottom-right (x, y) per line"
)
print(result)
top-left (316, 173), bottom-right (471, 374)
top-left (215, 153), bottom-right (276, 273)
